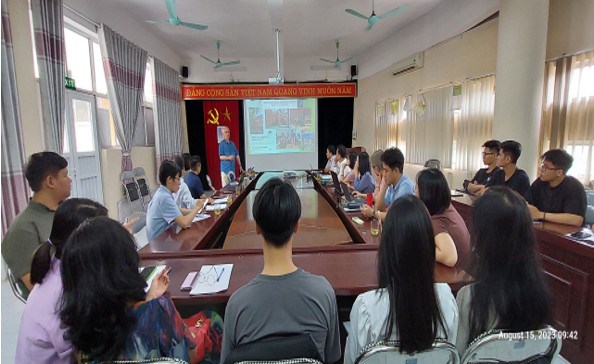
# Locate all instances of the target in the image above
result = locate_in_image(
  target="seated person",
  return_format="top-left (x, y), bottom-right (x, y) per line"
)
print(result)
top-left (525, 149), bottom-right (586, 227)
top-left (485, 140), bottom-right (530, 196)
top-left (344, 195), bottom-right (458, 364)
top-left (467, 139), bottom-right (500, 194)
top-left (417, 169), bottom-right (471, 269)
top-left (323, 144), bottom-right (337, 174)
top-left (173, 155), bottom-right (196, 209)
top-left (185, 155), bottom-right (207, 199)
top-left (354, 149), bottom-right (386, 201)
top-left (336, 145), bottom-right (348, 179)
top-left (352, 152), bottom-right (375, 194)
top-left (361, 147), bottom-right (415, 222)
top-left (341, 152), bottom-right (357, 184)
top-left (16, 198), bottom-right (108, 363)
top-left (221, 179), bottom-right (341, 364)
top-left (456, 186), bottom-right (551, 352)
top-left (1, 151), bottom-right (71, 295)
top-left (59, 217), bottom-right (197, 363)
top-left (146, 161), bottom-right (205, 242)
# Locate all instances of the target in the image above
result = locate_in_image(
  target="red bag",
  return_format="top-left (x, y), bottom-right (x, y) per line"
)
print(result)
top-left (183, 310), bottom-right (223, 364)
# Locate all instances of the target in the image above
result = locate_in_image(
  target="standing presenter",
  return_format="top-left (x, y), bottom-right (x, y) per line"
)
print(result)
top-left (219, 126), bottom-right (243, 186)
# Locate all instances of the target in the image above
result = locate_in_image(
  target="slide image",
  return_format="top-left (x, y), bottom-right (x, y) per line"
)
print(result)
top-left (289, 108), bottom-right (310, 127)
top-left (250, 114), bottom-right (264, 134)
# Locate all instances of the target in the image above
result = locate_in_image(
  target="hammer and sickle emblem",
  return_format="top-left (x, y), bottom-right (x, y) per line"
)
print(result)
top-left (207, 108), bottom-right (220, 125)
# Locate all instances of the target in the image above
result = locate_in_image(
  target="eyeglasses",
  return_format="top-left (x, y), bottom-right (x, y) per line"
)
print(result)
top-left (540, 164), bottom-right (560, 171)
top-left (481, 152), bottom-right (496, 156)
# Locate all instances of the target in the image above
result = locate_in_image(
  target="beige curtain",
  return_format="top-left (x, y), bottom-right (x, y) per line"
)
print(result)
top-left (374, 99), bottom-right (402, 151)
top-left (540, 51), bottom-right (594, 183)
top-left (452, 76), bottom-right (496, 171)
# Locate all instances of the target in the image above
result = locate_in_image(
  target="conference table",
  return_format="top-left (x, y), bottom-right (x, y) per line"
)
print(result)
top-left (139, 171), bottom-right (472, 312)
top-left (451, 194), bottom-right (594, 364)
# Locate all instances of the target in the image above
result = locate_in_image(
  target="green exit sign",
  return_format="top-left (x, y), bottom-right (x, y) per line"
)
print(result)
top-left (65, 77), bottom-right (76, 90)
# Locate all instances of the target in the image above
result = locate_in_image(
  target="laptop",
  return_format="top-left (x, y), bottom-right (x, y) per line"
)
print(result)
top-left (341, 182), bottom-right (366, 206)
top-left (330, 171), bottom-right (342, 194)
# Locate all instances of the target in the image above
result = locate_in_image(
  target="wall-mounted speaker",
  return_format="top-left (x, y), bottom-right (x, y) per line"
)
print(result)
top-left (350, 65), bottom-right (358, 77)
top-left (181, 66), bottom-right (189, 78)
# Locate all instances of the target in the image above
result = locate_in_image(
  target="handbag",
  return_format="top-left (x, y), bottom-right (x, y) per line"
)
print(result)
top-left (183, 310), bottom-right (224, 364)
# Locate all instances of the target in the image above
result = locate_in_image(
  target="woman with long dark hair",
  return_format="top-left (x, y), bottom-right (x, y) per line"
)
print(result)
top-left (16, 198), bottom-right (108, 363)
top-left (456, 186), bottom-right (551, 352)
top-left (416, 168), bottom-right (471, 268)
top-left (353, 152), bottom-right (375, 194)
top-left (344, 195), bottom-right (458, 363)
top-left (59, 217), bottom-right (197, 363)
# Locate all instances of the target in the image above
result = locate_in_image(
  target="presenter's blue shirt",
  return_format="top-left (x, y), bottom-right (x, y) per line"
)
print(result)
top-left (185, 172), bottom-right (205, 199)
top-left (384, 175), bottom-right (415, 207)
top-left (219, 140), bottom-right (239, 174)
top-left (146, 186), bottom-right (181, 242)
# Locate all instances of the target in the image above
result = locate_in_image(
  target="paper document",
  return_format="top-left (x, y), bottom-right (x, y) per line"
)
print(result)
top-left (212, 198), bottom-right (228, 204)
top-left (190, 264), bottom-right (234, 295)
top-left (193, 213), bottom-right (211, 222)
top-left (139, 265), bottom-right (166, 292)
top-left (205, 204), bottom-right (227, 211)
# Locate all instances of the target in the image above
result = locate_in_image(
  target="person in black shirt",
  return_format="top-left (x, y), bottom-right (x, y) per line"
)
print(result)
top-left (525, 149), bottom-right (586, 227)
top-left (486, 140), bottom-right (530, 196)
top-left (467, 140), bottom-right (500, 194)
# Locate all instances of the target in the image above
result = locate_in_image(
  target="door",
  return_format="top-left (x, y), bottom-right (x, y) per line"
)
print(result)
top-left (62, 91), bottom-right (104, 204)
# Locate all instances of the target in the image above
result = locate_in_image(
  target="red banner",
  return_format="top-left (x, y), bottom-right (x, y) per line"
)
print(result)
top-left (203, 101), bottom-right (241, 189)
top-left (182, 82), bottom-right (357, 100)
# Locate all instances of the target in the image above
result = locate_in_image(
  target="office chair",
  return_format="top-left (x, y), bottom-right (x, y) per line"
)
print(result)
top-left (355, 340), bottom-right (460, 364)
top-left (100, 357), bottom-right (189, 364)
top-left (223, 333), bottom-right (321, 364)
top-left (424, 159), bottom-right (442, 170)
top-left (6, 266), bottom-right (27, 303)
top-left (461, 326), bottom-right (561, 364)
top-left (133, 167), bottom-right (152, 210)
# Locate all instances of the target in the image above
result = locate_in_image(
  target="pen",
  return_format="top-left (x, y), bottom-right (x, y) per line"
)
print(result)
top-left (216, 267), bottom-right (225, 282)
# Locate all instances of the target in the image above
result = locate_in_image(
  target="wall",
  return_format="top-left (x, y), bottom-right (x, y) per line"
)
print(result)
top-left (100, 147), bottom-right (158, 219)
top-left (354, 19), bottom-right (499, 152)
top-left (546, 0), bottom-right (594, 59)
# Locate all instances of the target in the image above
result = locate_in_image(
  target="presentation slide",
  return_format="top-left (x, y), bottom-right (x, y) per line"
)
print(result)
top-left (243, 99), bottom-right (318, 171)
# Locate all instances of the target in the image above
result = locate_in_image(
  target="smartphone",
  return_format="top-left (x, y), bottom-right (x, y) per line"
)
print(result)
top-left (181, 271), bottom-right (198, 291)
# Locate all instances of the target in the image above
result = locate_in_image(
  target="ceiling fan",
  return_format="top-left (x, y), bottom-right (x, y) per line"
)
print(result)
top-left (200, 40), bottom-right (241, 69)
top-left (146, 0), bottom-right (208, 31)
top-left (345, 0), bottom-right (408, 31)
top-left (311, 40), bottom-right (354, 70)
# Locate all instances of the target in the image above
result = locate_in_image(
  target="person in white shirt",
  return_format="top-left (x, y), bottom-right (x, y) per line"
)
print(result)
top-left (323, 145), bottom-right (337, 174)
top-left (335, 145), bottom-right (348, 179)
top-left (344, 195), bottom-right (458, 364)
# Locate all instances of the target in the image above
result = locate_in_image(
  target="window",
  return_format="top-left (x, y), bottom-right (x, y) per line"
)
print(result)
top-left (93, 42), bottom-right (107, 95)
top-left (64, 28), bottom-right (93, 91)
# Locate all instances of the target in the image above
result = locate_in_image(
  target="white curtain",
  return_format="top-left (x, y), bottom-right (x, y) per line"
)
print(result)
top-left (540, 51), bottom-right (594, 184)
top-left (374, 102), bottom-right (386, 151)
top-left (452, 76), bottom-right (496, 171)
top-left (374, 98), bottom-right (405, 153)
top-left (400, 88), bottom-right (453, 166)
top-left (152, 58), bottom-right (182, 166)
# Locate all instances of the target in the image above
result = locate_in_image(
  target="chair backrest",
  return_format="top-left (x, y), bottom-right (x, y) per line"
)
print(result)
top-left (101, 357), bottom-right (189, 364)
top-left (6, 266), bottom-right (27, 303)
top-left (355, 340), bottom-right (460, 364)
top-left (223, 333), bottom-right (321, 364)
top-left (236, 359), bottom-right (323, 364)
top-left (424, 159), bottom-right (442, 170)
top-left (121, 171), bottom-right (143, 213)
top-left (461, 326), bottom-right (561, 364)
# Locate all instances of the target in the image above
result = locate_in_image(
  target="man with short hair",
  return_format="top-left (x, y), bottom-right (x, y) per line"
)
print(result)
top-left (172, 155), bottom-right (196, 209)
top-left (219, 126), bottom-right (243, 186)
top-left (221, 179), bottom-right (341, 364)
top-left (2, 152), bottom-right (71, 295)
top-left (361, 147), bottom-right (414, 221)
top-left (526, 149), bottom-right (587, 227)
top-left (486, 140), bottom-right (530, 196)
top-left (185, 155), bottom-right (207, 199)
top-left (467, 140), bottom-right (500, 194)
top-left (335, 144), bottom-right (348, 178)
top-left (146, 161), bottom-right (205, 242)
top-left (323, 144), bottom-right (337, 174)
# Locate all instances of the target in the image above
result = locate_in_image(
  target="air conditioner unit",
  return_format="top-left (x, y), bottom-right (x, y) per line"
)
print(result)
top-left (392, 52), bottom-right (424, 76)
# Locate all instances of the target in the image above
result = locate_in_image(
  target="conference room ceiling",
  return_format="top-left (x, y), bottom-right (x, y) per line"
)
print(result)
top-left (79, 0), bottom-right (442, 63)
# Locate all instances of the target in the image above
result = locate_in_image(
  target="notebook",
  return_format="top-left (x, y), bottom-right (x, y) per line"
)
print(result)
top-left (341, 182), bottom-right (365, 206)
